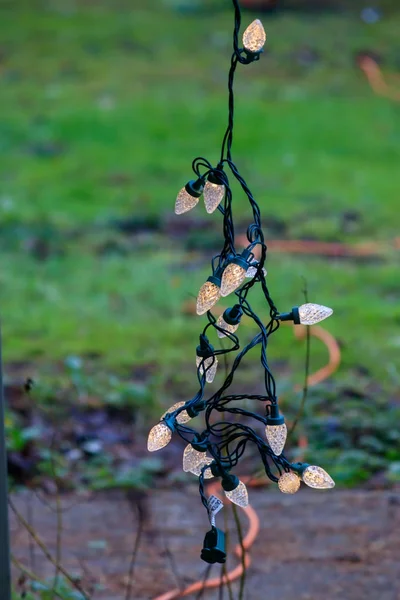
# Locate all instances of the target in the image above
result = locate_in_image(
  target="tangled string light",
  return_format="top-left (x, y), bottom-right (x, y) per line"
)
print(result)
top-left (148, 1), bottom-right (335, 565)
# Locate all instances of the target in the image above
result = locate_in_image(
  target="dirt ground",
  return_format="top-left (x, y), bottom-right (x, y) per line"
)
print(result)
top-left (10, 485), bottom-right (400, 600)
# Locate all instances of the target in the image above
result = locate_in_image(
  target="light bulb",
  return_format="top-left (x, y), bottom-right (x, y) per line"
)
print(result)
top-left (161, 401), bottom-right (191, 425)
top-left (196, 355), bottom-right (218, 383)
top-left (302, 465), bottom-right (335, 489)
top-left (242, 19), bottom-right (266, 54)
top-left (196, 281), bottom-right (221, 315)
top-left (245, 264), bottom-right (267, 278)
top-left (224, 480), bottom-right (249, 507)
top-left (175, 187), bottom-right (199, 215)
top-left (298, 303), bottom-right (333, 326)
top-left (174, 179), bottom-right (204, 215)
top-left (265, 423), bottom-right (287, 456)
top-left (182, 444), bottom-right (214, 479)
top-left (216, 314), bottom-right (239, 339)
top-left (147, 423), bottom-right (172, 452)
top-left (203, 181), bottom-right (225, 214)
top-left (278, 472), bottom-right (301, 494)
top-left (220, 263), bottom-right (247, 297)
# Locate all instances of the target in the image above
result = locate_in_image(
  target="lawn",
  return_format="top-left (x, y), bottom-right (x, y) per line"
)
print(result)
top-left (0, 1), bottom-right (399, 484)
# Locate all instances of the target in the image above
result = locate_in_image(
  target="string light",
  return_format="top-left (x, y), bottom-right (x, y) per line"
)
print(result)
top-left (279, 303), bottom-right (333, 326)
top-left (301, 465), bottom-right (335, 489)
top-left (182, 444), bottom-right (214, 479)
top-left (161, 401), bottom-right (192, 424)
top-left (196, 334), bottom-right (218, 383)
top-left (203, 172), bottom-right (225, 214)
top-left (147, 423), bottom-right (172, 452)
top-left (216, 305), bottom-right (243, 339)
top-left (222, 475), bottom-right (249, 508)
top-left (220, 250), bottom-right (253, 297)
top-left (242, 19), bottom-right (266, 55)
top-left (175, 178), bottom-right (204, 215)
top-left (265, 405), bottom-right (287, 456)
top-left (278, 472), bottom-right (301, 494)
top-left (150, 0), bottom-right (336, 564)
top-left (246, 263), bottom-right (267, 278)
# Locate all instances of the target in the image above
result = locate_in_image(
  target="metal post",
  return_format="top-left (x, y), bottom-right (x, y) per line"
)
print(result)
top-left (0, 332), bottom-right (11, 599)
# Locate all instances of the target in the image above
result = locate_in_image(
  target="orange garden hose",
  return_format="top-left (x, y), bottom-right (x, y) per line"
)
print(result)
top-left (152, 324), bottom-right (341, 600)
top-left (358, 55), bottom-right (400, 102)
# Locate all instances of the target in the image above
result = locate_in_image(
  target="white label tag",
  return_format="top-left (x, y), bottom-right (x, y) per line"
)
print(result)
top-left (207, 495), bottom-right (223, 523)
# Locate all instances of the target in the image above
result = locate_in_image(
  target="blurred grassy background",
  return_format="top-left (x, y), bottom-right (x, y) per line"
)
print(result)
top-left (1, 0), bottom-right (400, 485)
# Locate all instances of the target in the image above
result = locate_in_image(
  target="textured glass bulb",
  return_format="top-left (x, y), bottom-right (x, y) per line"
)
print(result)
top-left (265, 423), bottom-right (287, 456)
top-left (196, 281), bottom-right (221, 315)
top-left (224, 480), bottom-right (249, 507)
top-left (278, 472), bottom-right (301, 494)
top-left (182, 444), bottom-right (213, 479)
top-left (298, 303), bottom-right (333, 325)
top-left (175, 187), bottom-right (200, 215)
top-left (203, 181), bottom-right (225, 214)
top-left (220, 263), bottom-right (247, 297)
top-left (216, 314), bottom-right (239, 339)
top-left (242, 19), bottom-right (266, 54)
top-left (302, 465), bottom-right (335, 489)
top-left (161, 401), bottom-right (191, 425)
top-left (246, 264), bottom-right (267, 278)
top-left (147, 423), bottom-right (172, 452)
top-left (196, 355), bottom-right (218, 383)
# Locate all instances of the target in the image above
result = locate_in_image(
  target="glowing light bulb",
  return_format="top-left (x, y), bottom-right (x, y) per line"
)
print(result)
top-left (175, 187), bottom-right (199, 215)
top-left (265, 423), bottom-right (287, 456)
top-left (182, 444), bottom-right (214, 479)
top-left (278, 472), bottom-right (301, 494)
top-left (298, 303), bottom-right (333, 326)
top-left (220, 263), bottom-right (247, 297)
top-left (196, 355), bottom-right (218, 383)
top-left (216, 314), bottom-right (239, 339)
top-left (224, 480), bottom-right (248, 507)
top-left (204, 181), bottom-right (225, 214)
top-left (147, 423), bottom-right (172, 452)
top-left (196, 281), bottom-right (221, 315)
top-left (174, 179), bottom-right (204, 215)
top-left (302, 465), bottom-right (335, 489)
top-left (161, 401), bottom-right (191, 425)
top-left (245, 264), bottom-right (267, 278)
top-left (242, 19), bottom-right (266, 54)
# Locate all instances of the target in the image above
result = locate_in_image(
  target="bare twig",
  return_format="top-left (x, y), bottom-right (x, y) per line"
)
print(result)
top-left (195, 564), bottom-right (213, 600)
top-left (162, 536), bottom-right (185, 592)
top-left (26, 492), bottom-right (36, 577)
top-left (11, 554), bottom-right (66, 600)
top-left (8, 496), bottom-right (91, 600)
top-left (50, 444), bottom-right (63, 599)
top-left (289, 281), bottom-right (311, 436)
top-left (232, 505), bottom-right (246, 600)
top-left (124, 518), bottom-right (143, 600)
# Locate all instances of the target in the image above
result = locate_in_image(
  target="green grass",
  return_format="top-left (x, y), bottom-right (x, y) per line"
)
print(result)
top-left (0, 0), bottom-right (399, 400)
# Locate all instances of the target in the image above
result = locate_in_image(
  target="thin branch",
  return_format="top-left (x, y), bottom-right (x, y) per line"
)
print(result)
top-left (231, 504), bottom-right (246, 600)
top-left (125, 510), bottom-right (144, 600)
top-left (289, 280), bottom-right (311, 436)
top-left (50, 446), bottom-right (63, 599)
top-left (8, 497), bottom-right (91, 600)
top-left (11, 555), bottom-right (66, 600)
top-left (26, 492), bottom-right (35, 577)
top-left (289, 324), bottom-right (311, 436)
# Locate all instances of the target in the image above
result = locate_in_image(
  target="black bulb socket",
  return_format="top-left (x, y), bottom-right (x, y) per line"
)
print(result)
top-left (278, 307), bottom-right (300, 325)
top-left (222, 305), bottom-right (243, 326)
top-left (196, 334), bottom-right (215, 358)
top-left (185, 178), bottom-right (205, 198)
top-left (221, 473), bottom-right (239, 492)
top-left (266, 404), bottom-right (285, 426)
